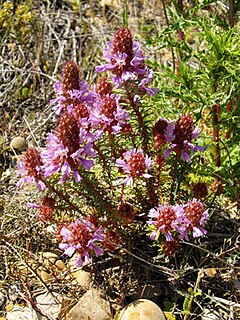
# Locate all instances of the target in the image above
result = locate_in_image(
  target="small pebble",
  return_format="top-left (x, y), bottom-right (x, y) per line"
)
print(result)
top-left (118, 299), bottom-right (166, 320)
top-left (0, 289), bottom-right (7, 310)
top-left (10, 137), bottom-right (27, 152)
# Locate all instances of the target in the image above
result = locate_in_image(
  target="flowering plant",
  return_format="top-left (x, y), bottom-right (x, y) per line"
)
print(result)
top-left (17, 28), bottom-right (208, 266)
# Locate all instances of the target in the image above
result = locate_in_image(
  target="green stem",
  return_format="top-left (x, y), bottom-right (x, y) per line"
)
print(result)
top-left (161, 0), bottom-right (176, 72)
top-left (124, 85), bottom-right (149, 154)
top-left (212, 104), bottom-right (221, 167)
top-left (42, 178), bottom-right (84, 215)
top-left (170, 156), bottom-right (179, 204)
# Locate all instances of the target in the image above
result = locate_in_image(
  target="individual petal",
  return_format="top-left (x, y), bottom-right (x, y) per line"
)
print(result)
top-left (74, 254), bottom-right (83, 267)
top-left (180, 151), bottom-right (191, 162)
top-left (149, 230), bottom-right (159, 241)
top-left (192, 226), bottom-right (207, 238)
top-left (123, 176), bottom-right (134, 186)
top-left (142, 173), bottom-right (152, 179)
top-left (73, 169), bottom-right (82, 183)
top-left (165, 231), bottom-right (174, 242)
top-left (63, 245), bottom-right (76, 257)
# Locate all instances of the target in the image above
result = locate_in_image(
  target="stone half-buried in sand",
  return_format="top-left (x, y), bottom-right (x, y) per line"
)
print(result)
top-left (117, 299), bottom-right (166, 320)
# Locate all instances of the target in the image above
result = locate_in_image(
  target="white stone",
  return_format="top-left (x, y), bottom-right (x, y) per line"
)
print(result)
top-left (36, 292), bottom-right (62, 319)
top-left (72, 270), bottom-right (92, 289)
top-left (66, 288), bottom-right (112, 320)
top-left (201, 308), bottom-right (224, 320)
top-left (55, 260), bottom-right (66, 270)
top-left (67, 254), bottom-right (92, 289)
top-left (117, 299), bottom-right (166, 320)
top-left (6, 305), bottom-right (39, 320)
top-left (42, 251), bottom-right (58, 264)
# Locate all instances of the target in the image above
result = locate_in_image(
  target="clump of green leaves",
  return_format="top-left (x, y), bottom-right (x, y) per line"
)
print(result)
top-left (0, 1), bottom-right (35, 43)
top-left (147, 1), bottom-right (240, 204)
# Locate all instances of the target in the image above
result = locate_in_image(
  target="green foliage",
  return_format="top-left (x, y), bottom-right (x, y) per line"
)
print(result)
top-left (0, 1), bottom-right (35, 43)
top-left (146, 2), bottom-right (240, 202)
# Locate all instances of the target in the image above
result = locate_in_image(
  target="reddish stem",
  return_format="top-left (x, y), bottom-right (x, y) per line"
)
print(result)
top-left (176, 0), bottom-right (184, 76)
top-left (212, 104), bottom-right (221, 167)
top-left (225, 101), bottom-right (232, 140)
top-left (229, 0), bottom-right (235, 27)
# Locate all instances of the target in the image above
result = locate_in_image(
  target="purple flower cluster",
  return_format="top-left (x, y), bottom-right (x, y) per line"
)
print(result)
top-left (15, 29), bottom-right (209, 265)
top-left (147, 199), bottom-right (209, 242)
top-left (58, 219), bottom-right (104, 267)
top-left (96, 28), bottom-right (158, 95)
top-left (153, 114), bottom-right (204, 162)
top-left (16, 148), bottom-right (46, 191)
top-left (116, 149), bottom-right (153, 186)
top-left (51, 60), bottom-right (96, 116)
top-left (41, 123), bottom-right (95, 184)
top-left (91, 93), bottom-right (130, 135)
top-left (51, 79), bottom-right (95, 116)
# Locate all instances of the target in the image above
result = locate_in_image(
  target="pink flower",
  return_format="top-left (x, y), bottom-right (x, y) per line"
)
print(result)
top-left (90, 94), bottom-right (130, 134)
top-left (96, 28), bottom-right (158, 95)
top-left (51, 61), bottom-right (96, 115)
top-left (164, 114), bottom-right (204, 162)
top-left (41, 112), bottom-right (95, 183)
top-left (59, 219), bottom-right (104, 267)
top-left (16, 148), bottom-right (46, 191)
top-left (116, 149), bottom-right (153, 186)
top-left (27, 196), bottom-right (55, 222)
top-left (184, 199), bottom-right (209, 238)
top-left (147, 200), bottom-right (209, 242)
top-left (147, 204), bottom-right (186, 241)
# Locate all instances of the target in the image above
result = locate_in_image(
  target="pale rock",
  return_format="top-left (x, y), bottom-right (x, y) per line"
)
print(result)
top-left (100, 0), bottom-right (118, 8)
top-left (66, 288), bottom-right (112, 320)
top-left (117, 299), bottom-right (166, 320)
top-left (10, 137), bottom-right (27, 152)
top-left (55, 260), bottom-right (66, 270)
top-left (201, 308), bottom-right (224, 320)
top-left (0, 289), bottom-right (7, 310)
top-left (35, 292), bottom-right (62, 319)
top-left (68, 254), bottom-right (92, 289)
top-left (42, 252), bottom-right (58, 265)
top-left (72, 270), bottom-right (91, 289)
top-left (6, 304), bottom-right (39, 320)
top-left (40, 269), bottom-right (51, 281)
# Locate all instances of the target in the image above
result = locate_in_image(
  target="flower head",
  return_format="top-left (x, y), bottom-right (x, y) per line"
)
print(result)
top-left (116, 149), bottom-right (153, 186)
top-left (184, 199), bottom-right (209, 238)
top-left (162, 239), bottom-right (180, 256)
top-left (96, 28), bottom-right (158, 95)
top-left (16, 148), bottom-right (46, 190)
top-left (96, 77), bottom-right (113, 97)
top-left (153, 118), bottom-right (175, 148)
top-left (192, 182), bottom-right (208, 199)
top-left (27, 196), bottom-right (55, 222)
top-left (51, 61), bottom-right (96, 115)
top-left (147, 204), bottom-right (185, 241)
top-left (102, 218), bottom-right (122, 251)
top-left (62, 60), bottom-right (81, 97)
top-left (41, 112), bottom-right (95, 183)
top-left (91, 94), bottom-right (130, 134)
top-left (165, 114), bottom-right (204, 162)
top-left (118, 203), bottom-right (136, 224)
top-left (59, 219), bottom-right (104, 267)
